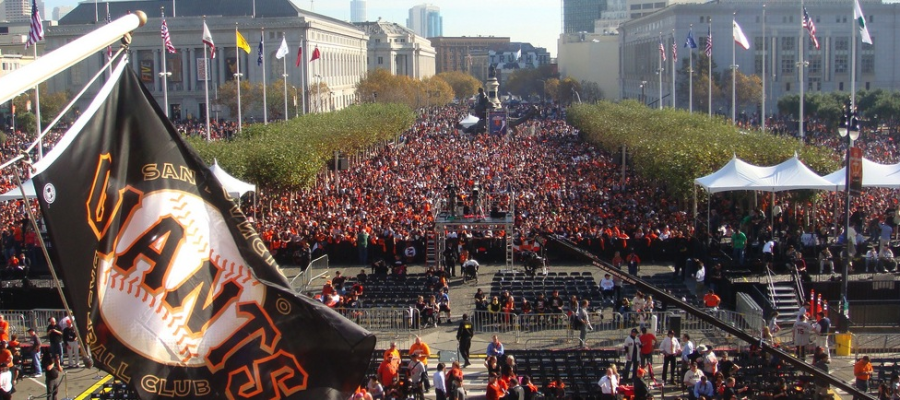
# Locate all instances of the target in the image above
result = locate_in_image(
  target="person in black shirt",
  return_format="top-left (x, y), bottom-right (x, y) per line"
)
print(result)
top-left (549, 290), bottom-right (563, 313)
top-left (45, 354), bottom-right (62, 400)
top-left (632, 368), bottom-right (650, 400)
top-left (722, 377), bottom-right (749, 400)
top-left (456, 314), bottom-right (474, 367)
top-left (46, 318), bottom-right (63, 361)
top-left (718, 352), bottom-right (739, 379)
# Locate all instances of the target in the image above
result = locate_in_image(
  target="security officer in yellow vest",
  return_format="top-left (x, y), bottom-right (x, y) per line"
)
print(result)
top-left (456, 314), bottom-right (475, 367)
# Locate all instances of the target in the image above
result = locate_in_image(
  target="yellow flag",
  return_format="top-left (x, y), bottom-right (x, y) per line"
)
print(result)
top-left (236, 30), bottom-right (251, 54)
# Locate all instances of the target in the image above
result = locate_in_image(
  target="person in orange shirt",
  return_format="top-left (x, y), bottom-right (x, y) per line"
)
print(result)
top-left (0, 315), bottom-right (8, 342)
top-left (408, 336), bottom-right (431, 368)
top-left (703, 290), bottom-right (721, 310)
top-left (383, 341), bottom-right (400, 364)
top-left (0, 341), bottom-right (12, 368)
top-left (854, 355), bottom-right (874, 393)
top-left (486, 373), bottom-right (505, 400)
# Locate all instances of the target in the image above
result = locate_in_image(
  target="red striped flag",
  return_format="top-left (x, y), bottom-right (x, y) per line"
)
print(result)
top-left (705, 25), bottom-right (712, 57)
top-left (802, 7), bottom-right (820, 49)
top-left (295, 45), bottom-right (303, 67)
top-left (658, 37), bottom-right (666, 62)
top-left (161, 14), bottom-right (176, 54)
top-left (25, 0), bottom-right (43, 49)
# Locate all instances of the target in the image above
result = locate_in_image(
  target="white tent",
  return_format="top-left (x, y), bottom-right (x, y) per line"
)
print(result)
top-left (695, 154), bottom-right (834, 193)
top-left (209, 160), bottom-right (256, 198)
top-left (459, 114), bottom-right (480, 128)
top-left (0, 179), bottom-right (36, 201)
top-left (822, 158), bottom-right (900, 189)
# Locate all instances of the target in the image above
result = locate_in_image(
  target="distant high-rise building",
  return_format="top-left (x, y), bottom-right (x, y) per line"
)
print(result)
top-left (52, 5), bottom-right (73, 20)
top-left (350, 0), bottom-right (366, 23)
top-left (406, 3), bottom-right (442, 38)
top-left (563, 0), bottom-right (607, 34)
top-left (4, 0), bottom-right (32, 23)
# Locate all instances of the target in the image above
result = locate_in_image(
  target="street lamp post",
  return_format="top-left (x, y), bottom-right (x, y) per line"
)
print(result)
top-left (640, 80), bottom-right (647, 105)
top-left (837, 100), bottom-right (860, 333)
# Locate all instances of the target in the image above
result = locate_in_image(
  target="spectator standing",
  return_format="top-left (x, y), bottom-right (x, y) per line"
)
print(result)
top-left (794, 315), bottom-right (814, 360)
top-left (699, 345), bottom-right (717, 376)
top-left (576, 300), bottom-right (592, 348)
top-left (632, 368), bottom-right (650, 400)
top-left (597, 367), bottom-right (618, 400)
top-left (819, 247), bottom-right (834, 275)
top-left (623, 328), bottom-right (641, 380)
top-left (732, 228), bottom-right (747, 266)
top-left (486, 373), bottom-right (504, 400)
top-left (26, 328), bottom-right (41, 377)
top-left (48, 318), bottom-right (67, 358)
top-left (639, 327), bottom-right (657, 370)
top-left (704, 290), bottom-right (721, 310)
top-left (659, 329), bottom-right (681, 384)
top-left (45, 354), bottom-right (62, 400)
top-left (456, 314), bottom-right (474, 367)
top-left (407, 354), bottom-right (426, 400)
top-left (409, 336), bottom-right (432, 369)
top-left (815, 312), bottom-right (831, 356)
top-left (681, 334), bottom-right (695, 369)
top-left (0, 316), bottom-right (8, 342)
top-left (626, 249), bottom-right (641, 276)
top-left (0, 365), bottom-right (10, 400)
top-left (0, 342), bottom-right (10, 370)
top-left (446, 361), bottom-right (465, 400)
top-left (855, 356), bottom-right (874, 394)
top-left (357, 230), bottom-right (369, 266)
top-left (433, 363), bottom-right (447, 400)
top-left (694, 261), bottom-right (706, 295)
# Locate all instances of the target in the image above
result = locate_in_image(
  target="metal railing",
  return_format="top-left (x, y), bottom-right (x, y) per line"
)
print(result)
top-left (289, 255), bottom-right (329, 293)
top-left (0, 309), bottom-right (68, 338)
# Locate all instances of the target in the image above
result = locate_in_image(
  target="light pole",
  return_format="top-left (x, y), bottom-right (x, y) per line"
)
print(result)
top-left (837, 100), bottom-right (860, 333)
top-left (640, 80), bottom-right (647, 105)
top-left (314, 74), bottom-right (323, 113)
top-left (159, 71), bottom-right (172, 118)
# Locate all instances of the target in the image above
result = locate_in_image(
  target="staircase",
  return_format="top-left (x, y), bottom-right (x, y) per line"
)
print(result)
top-left (769, 281), bottom-right (801, 325)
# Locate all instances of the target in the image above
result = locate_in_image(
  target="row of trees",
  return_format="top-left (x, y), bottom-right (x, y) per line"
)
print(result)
top-left (566, 101), bottom-right (840, 200)
top-left (503, 65), bottom-right (604, 104)
top-left (778, 89), bottom-right (900, 129)
top-left (355, 69), bottom-right (456, 108)
top-left (675, 53), bottom-right (762, 114)
top-left (187, 103), bottom-right (415, 190)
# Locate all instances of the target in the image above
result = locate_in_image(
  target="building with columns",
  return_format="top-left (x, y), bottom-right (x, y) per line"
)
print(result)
top-left (355, 19), bottom-right (435, 79)
top-left (44, 0), bottom-right (368, 121)
top-left (618, 0), bottom-right (899, 116)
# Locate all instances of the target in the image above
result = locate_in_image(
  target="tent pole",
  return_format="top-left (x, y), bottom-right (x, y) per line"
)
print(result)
top-left (707, 193), bottom-right (711, 237)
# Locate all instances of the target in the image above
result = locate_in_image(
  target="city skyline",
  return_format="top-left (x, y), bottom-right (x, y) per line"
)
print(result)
top-left (37, 0), bottom-right (563, 56)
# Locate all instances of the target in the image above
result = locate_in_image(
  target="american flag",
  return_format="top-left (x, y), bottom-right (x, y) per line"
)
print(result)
top-left (705, 25), bottom-right (712, 57)
top-left (802, 6), bottom-right (820, 49)
top-left (161, 14), bottom-right (176, 54)
top-left (25, 0), bottom-right (43, 49)
top-left (672, 37), bottom-right (677, 61)
top-left (659, 37), bottom-right (666, 62)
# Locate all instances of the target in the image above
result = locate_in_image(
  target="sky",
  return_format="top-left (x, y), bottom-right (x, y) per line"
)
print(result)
top-left (41, 0), bottom-right (564, 56)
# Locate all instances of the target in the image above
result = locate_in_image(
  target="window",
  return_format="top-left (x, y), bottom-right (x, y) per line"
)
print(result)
top-left (839, 82), bottom-right (844, 91)
top-left (377, 56), bottom-right (383, 65)
top-left (866, 81), bottom-right (870, 90)
top-left (781, 37), bottom-right (795, 51)
top-left (786, 82), bottom-right (791, 92)
top-left (755, 37), bottom-right (763, 51)
top-left (834, 37), bottom-right (849, 51)
top-left (782, 54), bottom-right (795, 74)
top-left (809, 57), bottom-right (821, 74)
top-left (834, 55), bottom-right (848, 73)
top-left (654, 2), bottom-right (665, 8)
top-left (700, 16), bottom-right (705, 23)
top-left (755, 56), bottom-right (763, 75)
top-left (631, 4), bottom-right (641, 10)
top-left (375, 39), bottom-right (380, 43)
top-left (861, 55), bottom-right (874, 73)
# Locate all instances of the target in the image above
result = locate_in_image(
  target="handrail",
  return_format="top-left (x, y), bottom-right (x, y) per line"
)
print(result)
top-left (765, 265), bottom-right (778, 310)
top-left (790, 262), bottom-right (806, 308)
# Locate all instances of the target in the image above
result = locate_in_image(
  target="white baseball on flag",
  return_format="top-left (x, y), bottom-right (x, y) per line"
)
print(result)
top-left (276, 37), bottom-right (289, 59)
top-left (733, 20), bottom-right (750, 50)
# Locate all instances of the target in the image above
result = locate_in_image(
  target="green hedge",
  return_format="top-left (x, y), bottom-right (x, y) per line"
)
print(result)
top-left (187, 103), bottom-right (416, 190)
top-left (567, 101), bottom-right (841, 199)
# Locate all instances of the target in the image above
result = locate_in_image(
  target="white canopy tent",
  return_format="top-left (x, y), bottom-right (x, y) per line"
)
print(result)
top-left (459, 114), bottom-right (480, 128)
top-left (695, 154), bottom-right (834, 193)
top-left (822, 158), bottom-right (900, 190)
top-left (0, 179), bottom-right (36, 201)
top-left (209, 160), bottom-right (256, 198)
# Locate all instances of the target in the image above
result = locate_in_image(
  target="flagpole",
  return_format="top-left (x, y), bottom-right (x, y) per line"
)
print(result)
top-left (33, 46), bottom-right (43, 159)
top-left (761, 5), bottom-right (766, 133)
top-left (672, 30), bottom-right (676, 108)
top-left (732, 13), bottom-right (737, 125)
top-left (236, 24), bottom-right (243, 133)
top-left (689, 24), bottom-right (693, 113)
top-left (851, 1), bottom-right (857, 110)
top-left (709, 18), bottom-right (712, 118)
top-left (658, 33), bottom-right (663, 110)
top-left (261, 28), bottom-right (267, 124)
top-left (203, 28), bottom-right (211, 140)
top-left (799, 0), bottom-right (806, 139)
top-left (282, 34), bottom-right (289, 121)
top-left (160, 8), bottom-right (170, 119)
top-left (94, 0), bottom-right (98, 22)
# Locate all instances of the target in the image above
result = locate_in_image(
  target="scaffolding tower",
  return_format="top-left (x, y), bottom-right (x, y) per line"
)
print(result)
top-left (429, 187), bottom-right (516, 271)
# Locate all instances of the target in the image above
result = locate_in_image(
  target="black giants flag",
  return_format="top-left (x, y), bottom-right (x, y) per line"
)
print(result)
top-left (31, 60), bottom-right (375, 399)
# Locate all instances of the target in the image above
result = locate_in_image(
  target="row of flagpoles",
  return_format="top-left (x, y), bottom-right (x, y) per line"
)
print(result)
top-left (652, 0), bottom-right (872, 133)
top-left (165, 16), bottom-right (321, 138)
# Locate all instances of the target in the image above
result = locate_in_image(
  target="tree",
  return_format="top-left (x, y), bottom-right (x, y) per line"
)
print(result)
top-left (11, 83), bottom-right (71, 127)
top-left (558, 78), bottom-right (582, 104)
top-left (503, 65), bottom-right (558, 100)
top-left (264, 79), bottom-right (288, 120)
top-left (720, 69), bottom-right (762, 114)
top-left (678, 53), bottom-right (722, 112)
top-left (218, 79), bottom-right (261, 118)
top-left (434, 71), bottom-right (481, 100)
top-left (544, 78), bottom-right (560, 102)
top-left (579, 80), bottom-right (604, 103)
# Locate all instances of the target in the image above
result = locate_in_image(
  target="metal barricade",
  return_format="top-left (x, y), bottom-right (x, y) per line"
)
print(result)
top-left (471, 310), bottom-right (520, 341)
top-left (336, 307), bottom-right (420, 334)
top-left (0, 311), bottom-right (28, 338)
top-left (289, 255), bottom-right (329, 293)
top-left (516, 313), bottom-right (572, 344)
top-left (30, 309), bottom-right (67, 332)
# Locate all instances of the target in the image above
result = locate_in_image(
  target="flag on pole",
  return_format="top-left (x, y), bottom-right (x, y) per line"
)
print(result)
top-left (236, 30), bottom-right (251, 54)
top-left (514, 46), bottom-right (522, 61)
top-left (257, 33), bottom-right (264, 66)
top-left (202, 21), bottom-right (216, 58)
top-left (310, 46), bottom-right (320, 62)
top-left (295, 45), bottom-right (303, 67)
top-left (30, 59), bottom-right (376, 400)
top-left (802, 7), bottom-right (820, 49)
top-left (658, 37), bottom-right (667, 62)
top-left (672, 37), bottom-right (677, 61)
top-left (685, 28), bottom-right (698, 49)
top-left (733, 20), bottom-right (750, 50)
top-left (276, 37), bottom-right (289, 59)
top-left (705, 25), bottom-right (712, 57)
top-left (25, 0), bottom-right (43, 49)
top-left (161, 14), bottom-right (176, 54)
top-left (854, 0), bottom-right (873, 44)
